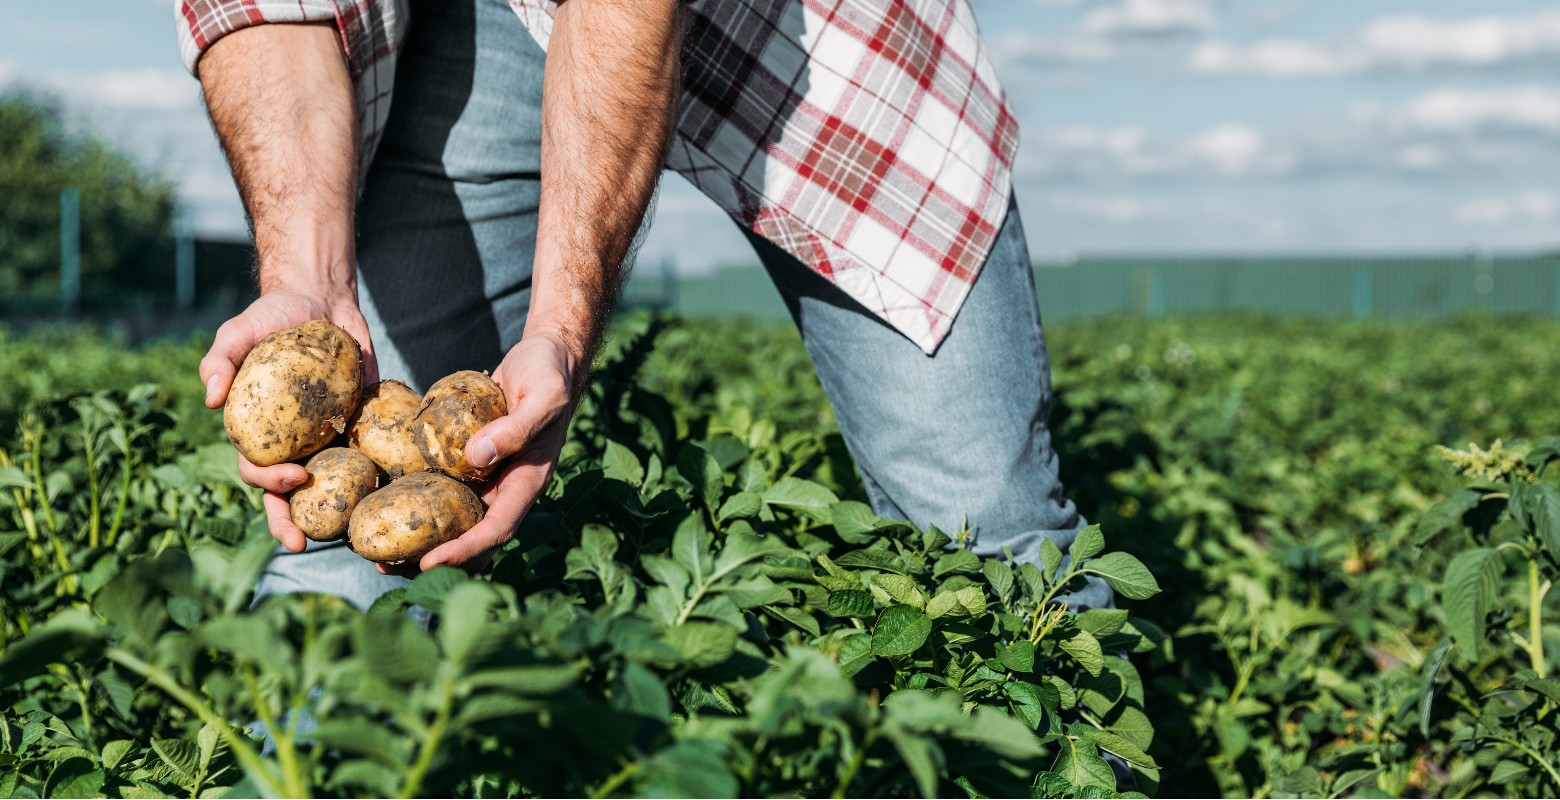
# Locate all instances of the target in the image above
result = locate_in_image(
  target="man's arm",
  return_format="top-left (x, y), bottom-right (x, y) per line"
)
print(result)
top-left (195, 22), bottom-right (377, 553)
top-left (418, 0), bottom-right (685, 570)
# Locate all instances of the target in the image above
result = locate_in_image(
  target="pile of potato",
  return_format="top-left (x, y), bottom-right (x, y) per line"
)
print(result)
top-left (222, 319), bottom-right (506, 564)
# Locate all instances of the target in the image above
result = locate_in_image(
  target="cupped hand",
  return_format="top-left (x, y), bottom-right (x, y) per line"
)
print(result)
top-left (201, 287), bottom-right (378, 552)
top-left (381, 333), bottom-right (582, 575)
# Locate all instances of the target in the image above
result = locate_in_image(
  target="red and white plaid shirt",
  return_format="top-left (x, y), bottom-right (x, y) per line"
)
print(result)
top-left (178, 0), bottom-right (1018, 353)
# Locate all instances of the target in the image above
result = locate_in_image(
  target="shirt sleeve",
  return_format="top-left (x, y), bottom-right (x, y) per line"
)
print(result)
top-left (176, 0), bottom-right (401, 81)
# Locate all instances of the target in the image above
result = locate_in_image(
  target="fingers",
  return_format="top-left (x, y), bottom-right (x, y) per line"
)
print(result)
top-left (262, 491), bottom-right (308, 553)
top-left (419, 462), bottom-right (549, 572)
top-left (466, 377), bottom-right (568, 469)
top-left (238, 455), bottom-right (309, 494)
top-left (335, 307), bottom-right (381, 386)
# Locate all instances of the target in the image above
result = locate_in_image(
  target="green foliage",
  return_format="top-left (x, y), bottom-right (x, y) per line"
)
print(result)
top-left (0, 92), bottom-right (175, 297)
top-left (0, 315), bottom-right (1159, 798)
top-left (7, 311), bottom-right (1560, 798)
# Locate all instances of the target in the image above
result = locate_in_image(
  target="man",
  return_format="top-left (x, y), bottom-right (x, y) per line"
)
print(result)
top-left (181, 0), bottom-right (1109, 610)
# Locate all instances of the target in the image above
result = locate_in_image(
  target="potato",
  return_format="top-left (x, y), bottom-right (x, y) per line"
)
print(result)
top-left (413, 370), bottom-right (507, 481)
top-left (349, 380), bottom-right (430, 479)
top-left (224, 319), bottom-right (364, 467)
top-left (347, 472), bottom-right (484, 563)
top-left (289, 447), bottom-right (380, 542)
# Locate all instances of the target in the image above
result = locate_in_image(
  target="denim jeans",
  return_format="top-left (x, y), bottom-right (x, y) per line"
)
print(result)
top-left (253, 0), bottom-right (1110, 612)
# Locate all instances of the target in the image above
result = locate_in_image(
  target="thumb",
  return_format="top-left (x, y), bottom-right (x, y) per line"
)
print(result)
top-left (465, 412), bottom-right (544, 470)
top-left (333, 310), bottom-right (380, 386)
top-left (199, 317), bottom-right (265, 408)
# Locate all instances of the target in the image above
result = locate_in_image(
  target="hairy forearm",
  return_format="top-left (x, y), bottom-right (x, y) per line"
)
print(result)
top-left (199, 23), bottom-right (358, 295)
top-left (530, 0), bottom-right (684, 375)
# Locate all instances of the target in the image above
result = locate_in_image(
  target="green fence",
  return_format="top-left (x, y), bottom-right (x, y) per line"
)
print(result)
top-left (621, 254), bottom-right (1560, 322)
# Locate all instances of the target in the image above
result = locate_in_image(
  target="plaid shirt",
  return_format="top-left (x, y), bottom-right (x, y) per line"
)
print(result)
top-left (178, 0), bottom-right (1018, 353)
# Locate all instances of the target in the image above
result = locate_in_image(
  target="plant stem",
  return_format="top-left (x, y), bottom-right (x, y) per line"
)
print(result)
top-left (106, 422), bottom-right (133, 547)
top-left (82, 426), bottom-right (101, 550)
top-left (1528, 556), bottom-right (1548, 680)
top-left (833, 731), bottom-right (876, 799)
top-left (591, 761), bottom-right (640, 799)
top-left (240, 664), bottom-right (307, 798)
top-left (104, 648), bottom-right (284, 798)
top-left (1485, 733), bottom-right (1560, 787)
top-left (399, 671), bottom-right (455, 798)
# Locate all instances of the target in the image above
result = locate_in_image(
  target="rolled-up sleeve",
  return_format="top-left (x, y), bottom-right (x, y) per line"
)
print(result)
top-left (176, 0), bottom-right (404, 82)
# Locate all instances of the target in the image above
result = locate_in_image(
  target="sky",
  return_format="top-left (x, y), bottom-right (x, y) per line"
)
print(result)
top-left (2, 0), bottom-right (1557, 271)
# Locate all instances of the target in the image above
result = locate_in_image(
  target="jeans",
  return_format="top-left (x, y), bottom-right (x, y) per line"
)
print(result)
top-left (252, 0), bottom-right (1110, 612)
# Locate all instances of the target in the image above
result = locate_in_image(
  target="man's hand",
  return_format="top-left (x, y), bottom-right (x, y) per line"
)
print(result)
top-left (383, 0), bottom-right (685, 574)
top-left (395, 334), bottom-right (582, 573)
top-left (196, 22), bottom-right (363, 551)
top-left (200, 288), bottom-right (377, 554)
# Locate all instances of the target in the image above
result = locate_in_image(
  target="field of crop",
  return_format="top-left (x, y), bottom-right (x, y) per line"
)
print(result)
top-left (2, 313), bottom-right (1559, 798)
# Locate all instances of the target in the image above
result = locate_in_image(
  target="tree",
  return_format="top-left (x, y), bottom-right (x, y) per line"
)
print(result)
top-left (0, 92), bottom-right (176, 298)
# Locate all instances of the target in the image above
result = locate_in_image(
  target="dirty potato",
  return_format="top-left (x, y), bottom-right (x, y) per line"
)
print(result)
top-left (347, 472), bottom-right (484, 563)
top-left (413, 370), bottom-right (507, 481)
top-left (349, 380), bottom-right (429, 479)
top-left (289, 447), bottom-right (380, 542)
top-left (224, 319), bottom-right (364, 467)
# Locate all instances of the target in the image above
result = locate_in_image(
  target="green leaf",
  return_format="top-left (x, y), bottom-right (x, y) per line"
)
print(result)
top-left (45, 757), bottom-right (104, 799)
top-left (998, 639), bottom-right (1036, 673)
top-left (954, 585), bottom-right (987, 616)
top-left (0, 618), bottom-right (103, 689)
top-left (716, 491), bottom-right (763, 524)
top-left (714, 530), bottom-right (789, 573)
top-left (639, 739), bottom-right (739, 798)
top-left (1419, 638), bottom-right (1452, 738)
top-left (314, 720), bottom-right (411, 767)
top-left (602, 440), bottom-right (644, 486)
top-left (984, 560), bottom-right (1015, 603)
top-left (404, 566), bottom-right (468, 614)
top-left (1076, 729), bottom-right (1159, 769)
top-left (1081, 552), bottom-right (1160, 600)
top-left (834, 549), bottom-right (909, 573)
top-left (1039, 540), bottom-right (1064, 578)
top-left (677, 443), bottom-right (724, 502)
top-left (1490, 759), bottom-right (1531, 785)
top-left (1521, 481), bottom-right (1560, 559)
top-left (1442, 548), bottom-right (1502, 661)
top-left (885, 726), bottom-right (943, 798)
top-left (1071, 525), bottom-right (1105, 561)
top-left (1051, 738), bottom-right (1116, 790)
top-left (662, 622), bottom-right (738, 667)
top-left (100, 740), bottom-right (134, 771)
top-left (151, 739), bottom-right (198, 783)
top-left (1414, 489), bottom-right (1483, 545)
top-left (829, 590), bottom-right (876, 618)
top-left (762, 477), bottom-right (839, 519)
top-left (641, 555), bottom-right (691, 601)
top-left (1076, 609), bottom-right (1130, 637)
top-left (872, 605), bottom-right (933, 657)
top-left (927, 590), bottom-right (960, 619)
top-left (871, 573), bottom-right (927, 608)
top-left (1005, 681), bottom-right (1047, 729)
top-left (838, 633), bottom-right (875, 676)
top-left (672, 514), bottom-right (710, 583)
top-left (1059, 630), bottom-right (1106, 676)
top-left (831, 501), bottom-right (880, 539)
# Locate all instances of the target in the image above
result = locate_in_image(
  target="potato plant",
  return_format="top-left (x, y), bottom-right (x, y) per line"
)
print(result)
top-left (4, 312), bottom-right (1560, 798)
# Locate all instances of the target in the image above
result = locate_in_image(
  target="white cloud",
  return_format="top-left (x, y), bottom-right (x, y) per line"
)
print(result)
top-left (1041, 191), bottom-right (1166, 222)
top-left (70, 67), bottom-right (197, 111)
top-left (1083, 0), bottom-right (1212, 40)
top-left (1454, 190), bottom-right (1557, 226)
top-left (1381, 86), bottom-right (1560, 136)
top-left (1192, 10), bottom-right (1560, 78)
top-left (1022, 121), bottom-right (1295, 179)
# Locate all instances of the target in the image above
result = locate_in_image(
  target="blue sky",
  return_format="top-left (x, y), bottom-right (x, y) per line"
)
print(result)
top-left (3, 0), bottom-right (1557, 271)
